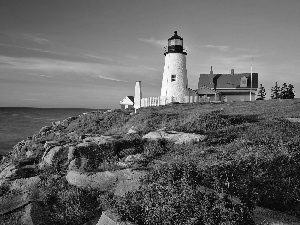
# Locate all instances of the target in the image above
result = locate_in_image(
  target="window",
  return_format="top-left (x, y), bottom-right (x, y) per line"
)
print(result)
top-left (171, 75), bottom-right (176, 82)
top-left (240, 77), bottom-right (247, 87)
top-left (175, 39), bottom-right (182, 45)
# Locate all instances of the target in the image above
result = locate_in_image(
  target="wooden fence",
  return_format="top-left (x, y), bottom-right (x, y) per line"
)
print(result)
top-left (140, 96), bottom-right (210, 108)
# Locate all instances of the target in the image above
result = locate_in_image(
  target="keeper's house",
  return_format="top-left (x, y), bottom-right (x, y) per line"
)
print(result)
top-left (120, 96), bottom-right (134, 109)
top-left (198, 67), bottom-right (258, 102)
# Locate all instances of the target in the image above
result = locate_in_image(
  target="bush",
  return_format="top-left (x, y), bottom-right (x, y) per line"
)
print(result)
top-left (114, 161), bottom-right (254, 225)
top-left (38, 175), bottom-right (103, 225)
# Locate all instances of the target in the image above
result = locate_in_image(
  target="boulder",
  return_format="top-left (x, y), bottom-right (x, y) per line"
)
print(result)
top-left (83, 136), bottom-right (120, 146)
top-left (127, 126), bottom-right (138, 135)
top-left (52, 121), bottom-right (61, 126)
top-left (117, 154), bottom-right (146, 169)
top-left (66, 170), bottom-right (117, 190)
top-left (83, 213), bottom-right (103, 225)
top-left (0, 202), bottom-right (47, 225)
top-left (142, 130), bottom-right (207, 144)
top-left (0, 192), bottom-right (36, 216)
top-left (39, 126), bottom-right (51, 133)
top-left (66, 168), bottom-right (146, 194)
top-left (23, 202), bottom-right (48, 225)
top-left (10, 176), bottom-right (40, 192)
top-left (42, 145), bottom-right (68, 165)
top-left (113, 169), bottom-right (146, 197)
top-left (97, 210), bottom-right (134, 225)
top-left (124, 154), bottom-right (144, 163)
top-left (42, 141), bottom-right (60, 158)
top-left (75, 142), bottom-right (101, 158)
top-left (253, 206), bottom-right (300, 225)
top-left (0, 176), bottom-right (40, 216)
top-left (286, 118), bottom-right (300, 123)
top-left (62, 116), bottom-right (78, 127)
top-left (0, 164), bottom-right (17, 180)
top-left (67, 131), bottom-right (80, 141)
top-left (68, 157), bottom-right (99, 172)
top-left (67, 145), bottom-right (76, 162)
top-left (25, 150), bottom-right (34, 158)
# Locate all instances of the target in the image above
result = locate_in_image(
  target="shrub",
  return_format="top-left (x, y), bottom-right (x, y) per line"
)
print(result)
top-left (177, 111), bottom-right (231, 133)
top-left (143, 139), bottom-right (168, 160)
top-left (38, 175), bottom-right (103, 225)
top-left (114, 161), bottom-right (254, 225)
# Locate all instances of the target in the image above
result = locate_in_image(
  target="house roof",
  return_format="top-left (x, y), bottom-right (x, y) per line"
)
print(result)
top-left (127, 96), bottom-right (134, 102)
top-left (197, 85), bottom-right (222, 95)
top-left (120, 96), bottom-right (134, 105)
top-left (198, 73), bottom-right (258, 89)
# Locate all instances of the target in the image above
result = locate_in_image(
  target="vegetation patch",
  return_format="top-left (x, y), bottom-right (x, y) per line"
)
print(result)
top-left (114, 161), bottom-right (254, 225)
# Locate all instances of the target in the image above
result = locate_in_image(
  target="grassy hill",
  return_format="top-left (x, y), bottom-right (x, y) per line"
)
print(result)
top-left (1, 99), bottom-right (300, 224)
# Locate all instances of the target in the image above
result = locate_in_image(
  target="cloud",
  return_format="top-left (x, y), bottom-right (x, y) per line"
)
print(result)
top-left (138, 38), bottom-right (166, 48)
top-left (98, 76), bottom-right (128, 83)
top-left (21, 98), bottom-right (42, 101)
top-left (15, 33), bottom-right (53, 45)
top-left (200, 45), bottom-right (231, 52)
top-left (80, 53), bottom-right (113, 61)
top-left (0, 56), bottom-right (155, 83)
top-left (9, 33), bottom-right (53, 46)
top-left (0, 43), bottom-right (72, 55)
top-left (0, 32), bottom-right (114, 63)
top-left (138, 65), bottom-right (160, 71)
top-left (199, 45), bottom-right (258, 53)
top-left (28, 73), bottom-right (54, 78)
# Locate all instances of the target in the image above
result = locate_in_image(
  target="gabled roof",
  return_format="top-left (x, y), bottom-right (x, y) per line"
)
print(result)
top-left (120, 96), bottom-right (134, 105)
top-left (127, 96), bottom-right (134, 102)
top-left (188, 87), bottom-right (198, 94)
top-left (197, 85), bottom-right (222, 95)
top-left (198, 73), bottom-right (258, 89)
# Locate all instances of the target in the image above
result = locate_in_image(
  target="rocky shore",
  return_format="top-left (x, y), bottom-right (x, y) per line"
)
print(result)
top-left (1, 103), bottom-right (300, 224)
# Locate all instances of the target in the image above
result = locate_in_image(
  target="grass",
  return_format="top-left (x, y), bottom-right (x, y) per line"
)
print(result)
top-left (3, 99), bottom-right (300, 224)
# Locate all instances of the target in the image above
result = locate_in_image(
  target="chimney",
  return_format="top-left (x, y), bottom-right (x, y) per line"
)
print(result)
top-left (134, 81), bottom-right (142, 109)
top-left (231, 69), bottom-right (234, 75)
top-left (209, 66), bottom-right (213, 86)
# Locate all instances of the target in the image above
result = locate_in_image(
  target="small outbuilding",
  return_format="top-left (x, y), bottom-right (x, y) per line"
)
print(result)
top-left (197, 85), bottom-right (223, 101)
top-left (120, 96), bottom-right (134, 109)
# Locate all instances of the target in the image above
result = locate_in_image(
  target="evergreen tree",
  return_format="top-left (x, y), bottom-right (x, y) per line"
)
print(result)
top-left (280, 83), bottom-right (289, 99)
top-left (287, 84), bottom-right (295, 99)
top-left (270, 82), bottom-right (280, 99)
top-left (256, 84), bottom-right (266, 100)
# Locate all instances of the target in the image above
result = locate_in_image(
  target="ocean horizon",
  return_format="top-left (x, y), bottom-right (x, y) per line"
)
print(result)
top-left (0, 107), bottom-right (106, 155)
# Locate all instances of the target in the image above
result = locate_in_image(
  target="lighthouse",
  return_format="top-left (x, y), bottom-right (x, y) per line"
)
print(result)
top-left (161, 31), bottom-right (188, 102)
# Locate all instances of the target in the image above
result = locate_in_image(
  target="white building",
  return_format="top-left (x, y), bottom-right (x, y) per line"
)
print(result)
top-left (119, 96), bottom-right (134, 109)
top-left (120, 31), bottom-right (209, 110)
top-left (160, 31), bottom-right (189, 103)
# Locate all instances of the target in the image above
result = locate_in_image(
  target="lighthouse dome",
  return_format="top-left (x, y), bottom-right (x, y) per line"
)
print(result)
top-left (166, 31), bottom-right (186, 55)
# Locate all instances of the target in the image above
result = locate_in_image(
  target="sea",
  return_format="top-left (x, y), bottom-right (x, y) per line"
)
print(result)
top-left (0, 107), bottom-right (103, 156)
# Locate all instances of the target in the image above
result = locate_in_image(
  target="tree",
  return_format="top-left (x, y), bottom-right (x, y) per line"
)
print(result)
top-left (287, 84), bottom-right (295, 99)
top-left (256, 84), bottom-right (266, 100)
top-left (280, 83), bottom-right (289, 99)
top-left (270, 82), bottom-right (280, 99)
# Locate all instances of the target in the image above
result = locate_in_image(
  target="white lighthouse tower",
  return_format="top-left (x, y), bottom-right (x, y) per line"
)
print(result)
top-left (161, 31), bottom-right (188, 102)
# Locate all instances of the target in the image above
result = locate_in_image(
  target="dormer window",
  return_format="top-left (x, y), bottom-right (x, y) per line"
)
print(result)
top-left (240, 76), bottom-right (247, 87)
top-left (171, 75), bottom-right (176, 82)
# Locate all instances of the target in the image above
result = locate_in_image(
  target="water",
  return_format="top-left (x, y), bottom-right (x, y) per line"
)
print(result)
top-left (0, 107), bottom-right (103, 155)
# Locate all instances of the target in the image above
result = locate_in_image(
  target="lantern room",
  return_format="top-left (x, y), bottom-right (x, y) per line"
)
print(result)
top-left (165, 31), bottom-right (186, 55)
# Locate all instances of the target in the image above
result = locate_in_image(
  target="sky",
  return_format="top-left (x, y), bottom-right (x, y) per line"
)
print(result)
top-left (0, 0), bottom-right (299, 108)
